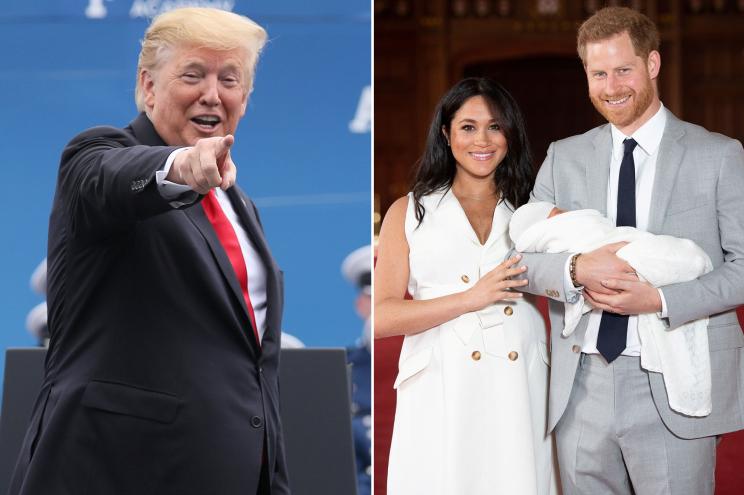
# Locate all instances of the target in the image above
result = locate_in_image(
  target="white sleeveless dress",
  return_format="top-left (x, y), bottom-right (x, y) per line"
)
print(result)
top-left (387, 189), bottom-right (559, 495)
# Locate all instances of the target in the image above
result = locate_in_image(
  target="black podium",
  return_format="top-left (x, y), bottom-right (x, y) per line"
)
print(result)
top-left (0, 347), bottom-right (357, 495)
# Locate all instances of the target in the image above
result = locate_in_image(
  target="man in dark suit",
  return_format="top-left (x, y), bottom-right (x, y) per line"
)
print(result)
top-left (9, 8), bottom-right (289, 495)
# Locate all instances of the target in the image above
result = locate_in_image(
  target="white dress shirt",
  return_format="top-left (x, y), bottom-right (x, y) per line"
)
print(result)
top-left (156, 148), bottom-right (267, 341)
top-left (566, 104), bottom-right (668, 356)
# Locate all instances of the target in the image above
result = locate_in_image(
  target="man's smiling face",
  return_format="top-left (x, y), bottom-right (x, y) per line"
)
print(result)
top-left (585, 31), bottom-right (660, 134)
top-left (141, 45), bottom-right (249, 146)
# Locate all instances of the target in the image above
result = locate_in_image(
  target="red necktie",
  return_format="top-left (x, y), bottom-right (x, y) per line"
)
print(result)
top-left (202, 190), bottom-right (260, 345)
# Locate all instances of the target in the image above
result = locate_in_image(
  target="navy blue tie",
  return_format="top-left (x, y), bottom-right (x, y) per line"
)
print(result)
top-left (597, 138), bottom-right (638, 363)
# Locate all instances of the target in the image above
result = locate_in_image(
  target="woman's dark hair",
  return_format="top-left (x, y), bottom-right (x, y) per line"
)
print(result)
top-left (411, 77), bottom-right (535, 224)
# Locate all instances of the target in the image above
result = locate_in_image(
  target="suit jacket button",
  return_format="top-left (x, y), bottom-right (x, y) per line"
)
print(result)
top-left (504, 306), bottom-right (513, 316)
top-left (508, 351), bottom-right (519, 361)
top-left (461, 275), bottom-right (470, 283)
top-left (471, 351), bottom-right (481, 361)
top-left (250, 416), bottom-right (264, 428)
top-left (572, 345), bottom-right (581, 353)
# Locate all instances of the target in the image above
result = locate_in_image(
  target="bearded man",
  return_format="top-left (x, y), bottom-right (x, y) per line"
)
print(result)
top-left (516, 7), bottom-right (744, 495)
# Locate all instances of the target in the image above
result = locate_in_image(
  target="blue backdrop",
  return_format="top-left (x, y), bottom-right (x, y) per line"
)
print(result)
top-left (0, 0), bottom-right (371, 381)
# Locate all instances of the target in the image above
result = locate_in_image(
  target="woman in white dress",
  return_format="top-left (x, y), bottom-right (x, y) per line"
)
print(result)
top-left (375, 78), bottom-right (559, 494)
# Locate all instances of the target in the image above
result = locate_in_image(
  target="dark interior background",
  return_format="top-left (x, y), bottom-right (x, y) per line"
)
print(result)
top-left (373, 1), bottom-right (744, 494)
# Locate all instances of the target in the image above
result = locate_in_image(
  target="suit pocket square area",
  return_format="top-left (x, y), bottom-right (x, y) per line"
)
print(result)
top-left (81, 380), bottom-right (182, 424)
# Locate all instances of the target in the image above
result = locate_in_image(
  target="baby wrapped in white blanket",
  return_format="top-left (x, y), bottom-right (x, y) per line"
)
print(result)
top-left (510, 202), bottom-right (713, 417)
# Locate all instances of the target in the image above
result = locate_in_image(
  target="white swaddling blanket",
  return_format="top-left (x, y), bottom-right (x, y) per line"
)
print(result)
top-left (510, 203), bottom-right (713, 417)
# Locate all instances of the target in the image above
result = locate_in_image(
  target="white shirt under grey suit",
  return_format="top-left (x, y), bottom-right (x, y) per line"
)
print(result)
top-left (519, 105), bottom-right (744, 495)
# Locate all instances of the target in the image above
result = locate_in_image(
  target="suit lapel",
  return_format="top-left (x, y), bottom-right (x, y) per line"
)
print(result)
top-left (182, 203), bottom-right (260, 353)
top-left (227, 187), bottom-right (275, 272)
top-left (587, 127), bottom-right (612, 213)
top-left (648, 111), bottom-right (686, 233)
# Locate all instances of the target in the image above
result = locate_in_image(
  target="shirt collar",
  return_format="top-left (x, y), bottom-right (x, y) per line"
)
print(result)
top-left (610, 103), bottom-right (666, 158)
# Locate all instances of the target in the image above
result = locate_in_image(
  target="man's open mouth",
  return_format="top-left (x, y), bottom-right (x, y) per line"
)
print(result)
top-left (191, 115), bottom-right (222, 128)
top-left (605, 95), bottom-right (630, 106)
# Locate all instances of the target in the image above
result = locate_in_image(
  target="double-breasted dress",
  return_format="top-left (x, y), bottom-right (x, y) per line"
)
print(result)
top-left (387, 189), bottom-right (558, 495)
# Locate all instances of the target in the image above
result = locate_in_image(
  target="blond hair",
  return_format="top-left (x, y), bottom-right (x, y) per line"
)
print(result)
top-left (577, 7), bottom-right (659, 65)
top-left (135, 7), bottom-right (267, 111)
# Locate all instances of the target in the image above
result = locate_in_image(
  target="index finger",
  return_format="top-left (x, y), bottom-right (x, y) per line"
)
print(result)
top-left (215, 134), bottom-right (235, 158)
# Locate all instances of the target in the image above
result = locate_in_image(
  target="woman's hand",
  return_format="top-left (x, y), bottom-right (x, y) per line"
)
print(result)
top-left (464, 256), bottom-right (528, 312)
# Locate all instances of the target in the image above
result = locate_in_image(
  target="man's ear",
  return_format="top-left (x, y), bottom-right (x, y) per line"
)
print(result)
top-left (140, 70), bottom-right (156, 109)
top-left (647, 50), bottom-right (661, 79)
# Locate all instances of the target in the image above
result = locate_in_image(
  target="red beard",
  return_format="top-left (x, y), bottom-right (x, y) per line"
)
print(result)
top-left (590, 75), bottom-right (655, 129)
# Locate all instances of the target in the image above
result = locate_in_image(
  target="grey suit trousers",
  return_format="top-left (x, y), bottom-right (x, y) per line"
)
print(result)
top-left (555, 354), bottom-right (715, 495)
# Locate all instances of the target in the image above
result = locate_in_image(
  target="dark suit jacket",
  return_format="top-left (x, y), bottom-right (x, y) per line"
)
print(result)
top-left (9, 114), bottom-right (290, 495)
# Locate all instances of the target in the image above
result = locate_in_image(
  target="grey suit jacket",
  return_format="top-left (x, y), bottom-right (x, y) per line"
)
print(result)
top-left (521, 109), bottom-right (744, 438)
